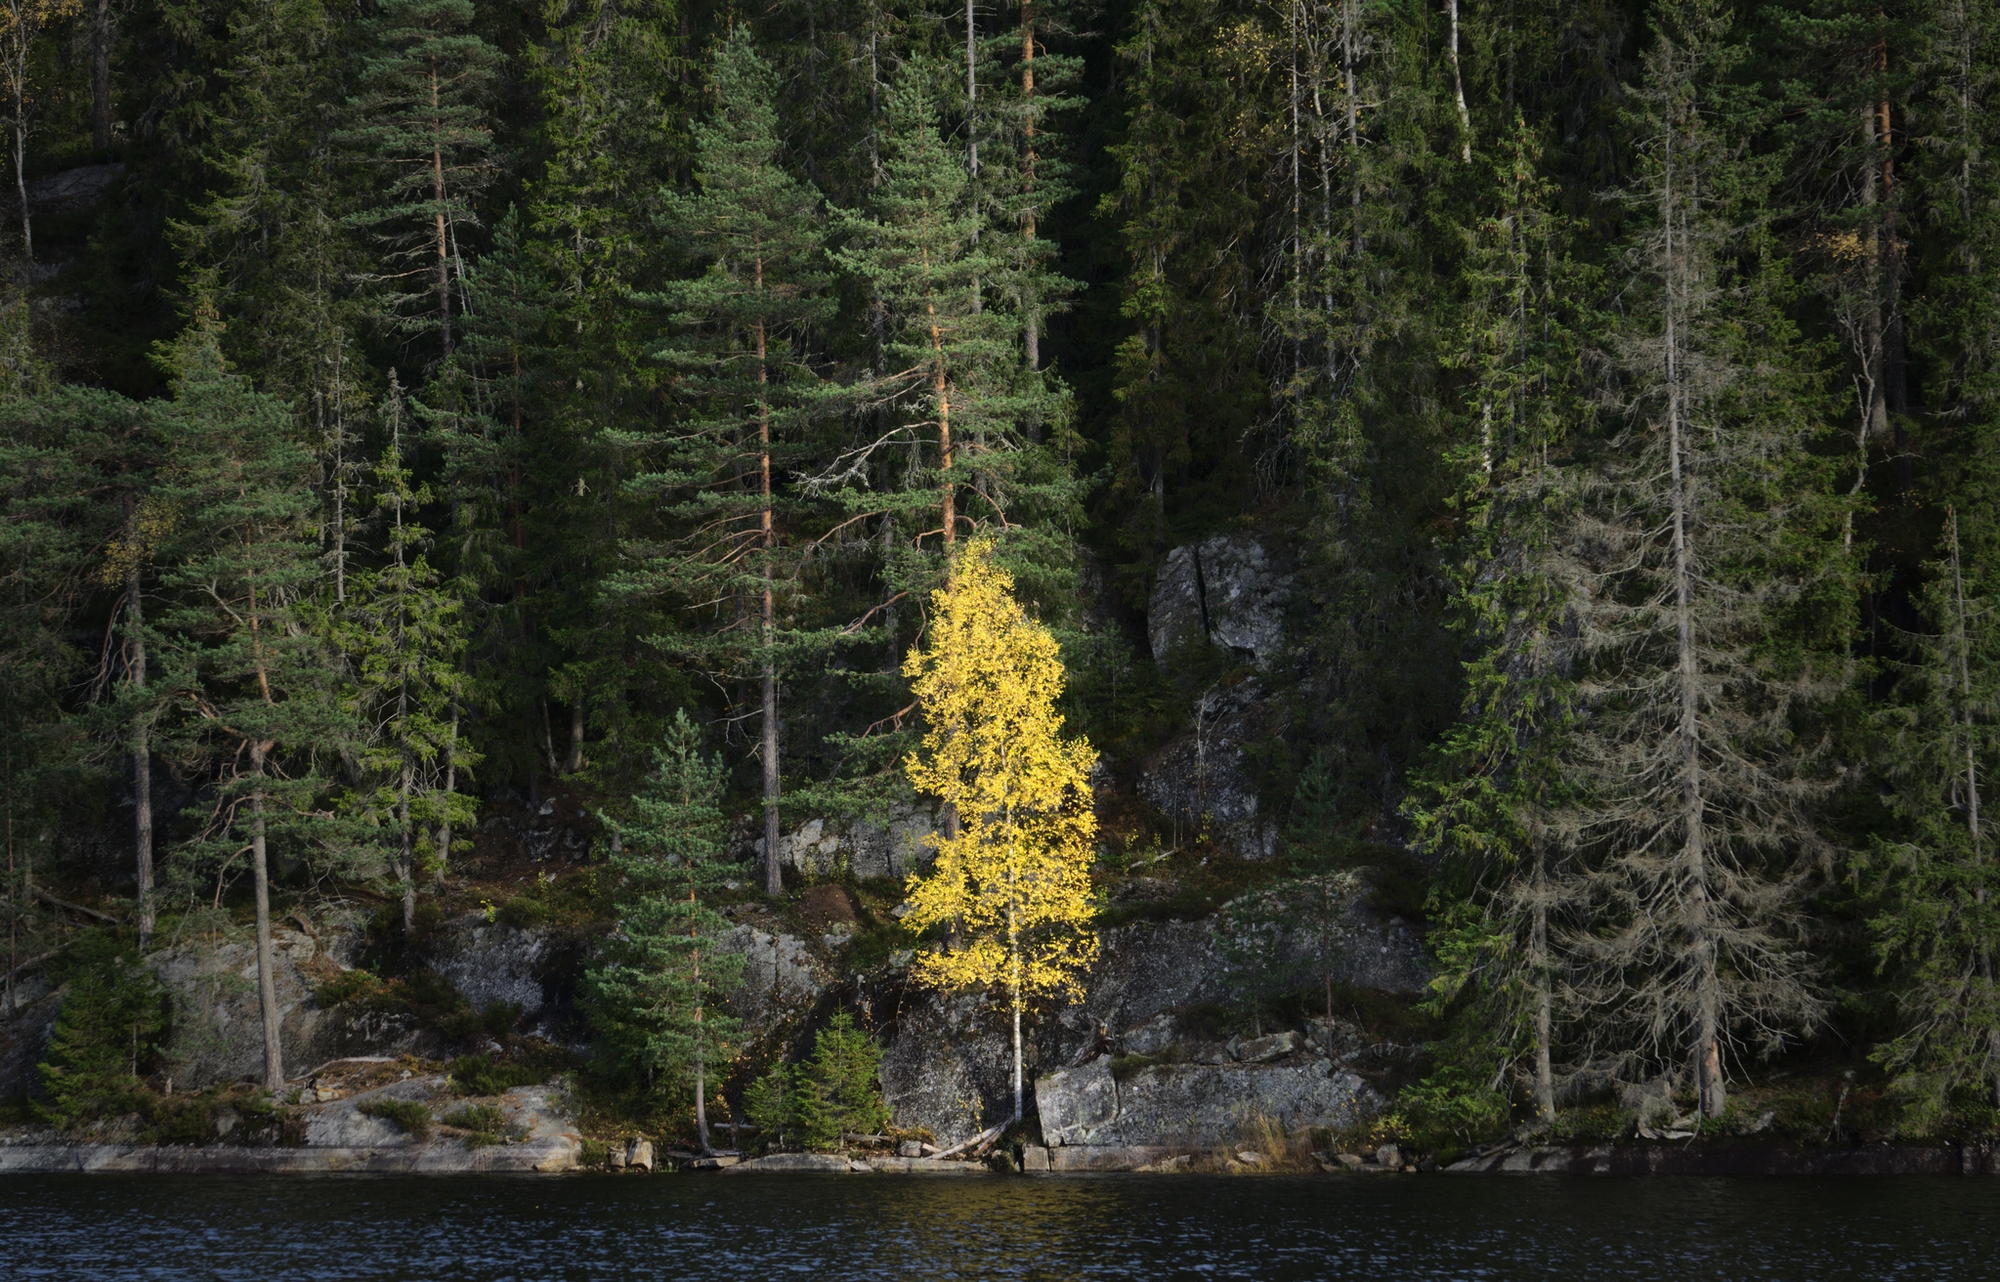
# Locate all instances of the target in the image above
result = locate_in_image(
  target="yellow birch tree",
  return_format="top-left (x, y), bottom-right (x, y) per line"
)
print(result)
top-left (901, 537), bottom-right (1099, 1125)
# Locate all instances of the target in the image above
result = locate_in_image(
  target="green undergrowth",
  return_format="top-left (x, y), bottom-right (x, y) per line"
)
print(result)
top-left (484, 869), bottom-right (610, 930)
top-left (743, 1012), bottom-right (893, 1153)
top-left (448, 1042), bottom-right (577, 1096)
top-left (442, 1103), bottom-right (507, 1147)
top-left (359, 1097), bottom-right (433, 1140)
top-left (312, 967), bottom-right (524, 1043)
top-left (35, 932), bottom-right (168, 1129)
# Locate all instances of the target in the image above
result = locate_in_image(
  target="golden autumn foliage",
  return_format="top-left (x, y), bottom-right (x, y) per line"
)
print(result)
top-left (901, 539), bottom-right (1099, 1082)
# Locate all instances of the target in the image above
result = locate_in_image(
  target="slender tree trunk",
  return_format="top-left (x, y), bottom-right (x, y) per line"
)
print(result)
top-left (436, 701), bottom-right (458, 882)
top-left (13, 84), bottom-right (30, 263)
top-left (431, 59), bottom-right (452, 359)
top-left (755, 258), bottom-right (784, 897)
top-left (1446, 0), bottom-right (1471, 162)
top-left (565, 702), bottom-right (584, 773)
top-left (242, 563), bottom-right (287, 1091)
top-left (1662, 126), bottom-right (1724, 1118)
top-left (91, 0), bottom-right (112, 152)
top-left (6, 759), bottom-right (15, 1017)
top-left (1874, 32), bottom-right (1911, 496)
top-left (1010, 902), bottom-right (1023, 1122)
top-left (1021, 3), bottom-right (1040, 399)
top-left (249, 742), bottom-right (285, 1093)
top-left (932, 304), bottom-right (956, 546)
top-left (966, 0), bottom-right (978, 181)
top-left (692, 884), bottom-right (716, 1152)
top-left (1343, 0), bottom-right (1362, 257)
top-left (398, 757), bottom-right (416, 933)
top-left (126, 548), bottom-right (153, 951)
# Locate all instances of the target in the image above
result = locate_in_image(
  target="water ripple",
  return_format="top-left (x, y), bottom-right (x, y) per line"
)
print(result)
top-left (1, 1172), bottom-right (1991, 1281)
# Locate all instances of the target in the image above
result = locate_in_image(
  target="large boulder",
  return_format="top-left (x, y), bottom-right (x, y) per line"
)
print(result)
top-left (1148, 535), bottom-right (1292, 668)
top-left (753, 807), bottom-right (937, 882)
top-left (1036, 1053), bottom-right (1382, 1147)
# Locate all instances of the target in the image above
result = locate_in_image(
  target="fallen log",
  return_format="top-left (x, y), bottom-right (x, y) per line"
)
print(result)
top-left (930, 1123), bottom-right (1005, 1161)
top-left (36, 891), bottom-right (121, 925)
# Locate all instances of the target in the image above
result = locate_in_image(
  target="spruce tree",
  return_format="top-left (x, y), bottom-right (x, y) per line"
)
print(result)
top-left (1871, 506), bottom-right (2000, 1118)
top-left (623, 30), bottom-right (836, 898)
top-left (1559, 1), bottom-right (1848, 1119)
top-left (585, 710), bottom-right (745, 1152)
top-left (340, 0), bottom-right (501, 362)
top-left (835, 65), bottom-right (1071, 568)
top-left (1407, 119), bottom-right (1590, 1125)
top-left (338, 383), bottom-right (478, 933)
top-left (521, 0), bottom-right (684, 801)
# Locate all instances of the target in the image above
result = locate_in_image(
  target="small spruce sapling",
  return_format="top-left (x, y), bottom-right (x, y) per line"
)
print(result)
top-left (584, 710), bottom-right (745, 1152)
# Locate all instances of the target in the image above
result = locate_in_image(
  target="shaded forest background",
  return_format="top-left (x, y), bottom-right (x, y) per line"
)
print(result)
top-left (4, 0), bottom-right (2000, 1135)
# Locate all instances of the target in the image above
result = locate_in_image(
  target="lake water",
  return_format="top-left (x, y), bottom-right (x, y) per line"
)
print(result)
top-left (1, 1172), bottom-right (1991, 1279)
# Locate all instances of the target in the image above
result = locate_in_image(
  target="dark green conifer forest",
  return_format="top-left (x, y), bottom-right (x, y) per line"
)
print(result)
top-left (3, 0), bottom-right (1999, 1140)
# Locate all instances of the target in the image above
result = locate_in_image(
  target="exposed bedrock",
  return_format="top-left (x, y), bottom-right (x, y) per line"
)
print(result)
top-left (1035, 1053), bottom-right (1383, 1148)
top-left (1140, 534), bottom-right (1299, 861)
top-left (424, 915), bottom-right (575, 1040)
top-left (876, 910), bottom-right (1426, 1146)
top-left (150, 928), bottom-right (434, 1091)
top-left (1135, 677), bottom-right (1282, 860)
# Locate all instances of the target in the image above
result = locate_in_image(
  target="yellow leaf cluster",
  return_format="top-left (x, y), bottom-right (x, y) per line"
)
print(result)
top-left (901, 538), bottom-right (1099, 1007)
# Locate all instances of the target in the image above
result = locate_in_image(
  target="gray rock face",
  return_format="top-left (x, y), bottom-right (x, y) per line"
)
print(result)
top-left (723, 1152), bottom-right (858, 1173)
top-left (303, 1078), bottom-right (436, 1148)
top-left (1136, 678), bottom-right (1280, 860)
top-left (1140, 534), bottom-right (1295, 862)
top-left (1148, 535), bottom-right (1291, 668)
top-left (151, 931), bottom-right (431, 1091)
top-left (755, 807), bottom-right (937, 882)
top-left (0, 1076), bottom-right (581, 1174)
top-left (715, 926), bottom-right (830, 1038)
top-left (1036, 1053), bottom-right (1381, 1147)
top-left (425, 916), bottom-right (557, 1034)
top-left (0, 980), bottom-right (62, 1101)
top-left (878, 991), bottom-right (1016, 1148)
top-left (878, 910), bottom-right (1423, 1145)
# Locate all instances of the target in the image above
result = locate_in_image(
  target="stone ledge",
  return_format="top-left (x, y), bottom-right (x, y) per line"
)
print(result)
top-left (1446, 1143), bottom-right (2000, 1176)
top-left (721, 1152), bottom-right (863, 1174)
top-left (0, 1138), bottom-right (578, 1174)
top-left (1029, 1144), bottom-right (1176, 1172)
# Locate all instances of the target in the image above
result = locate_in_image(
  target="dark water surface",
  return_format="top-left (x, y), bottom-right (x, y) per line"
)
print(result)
top-left (1, 1172), bottom-right (1992, 1280)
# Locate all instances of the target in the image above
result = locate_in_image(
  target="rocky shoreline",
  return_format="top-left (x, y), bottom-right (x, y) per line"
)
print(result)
top-left (4, 1133), bottom-right (1996, 1176)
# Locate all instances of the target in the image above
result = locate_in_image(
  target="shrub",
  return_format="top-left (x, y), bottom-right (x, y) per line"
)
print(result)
top-left (742, 1012), bottom-right (890, 1151)
top-left (1396, 1065), bottom-right (1510, 1149)
top-left (443, 1103), bottom-right (507, 1148)
top-left (140, 1091), bottom-right (221, 1146)
top-left (440, 1000), bottom-right (524, 1043)
top-left (36, 933), bottom-right (168, 1128)
top-left (448, 1047), bottom-right (571, 1096)
top-left (359, 1097), bottom-right (433, 1140)
top-left (498, 896), bottom-right (549, 929)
